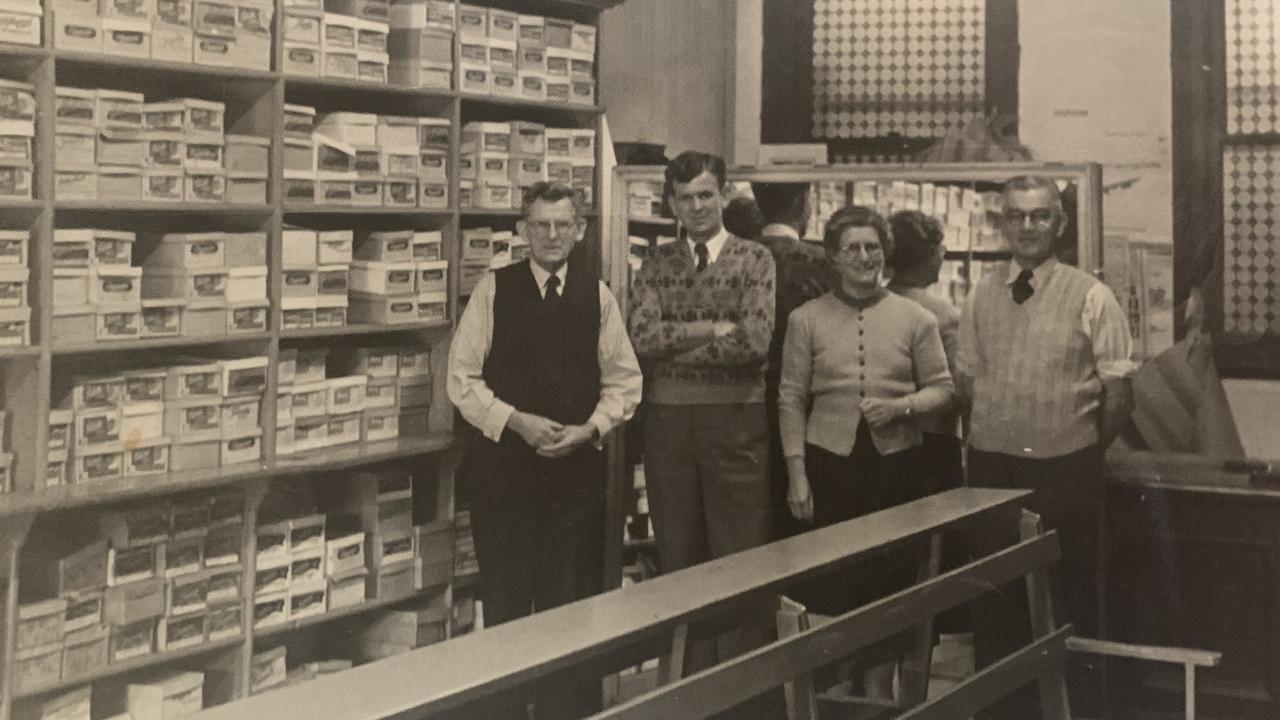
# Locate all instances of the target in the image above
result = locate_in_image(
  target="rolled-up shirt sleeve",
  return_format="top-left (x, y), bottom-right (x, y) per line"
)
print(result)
top-left (446, 273), bottom-right (514, 442)
top-left (587, 282), bottom-right (643, 441)
top-left (777, 308), bottom-right (814, 459)
top-left (1083, 283), bottom-right (1138, 380)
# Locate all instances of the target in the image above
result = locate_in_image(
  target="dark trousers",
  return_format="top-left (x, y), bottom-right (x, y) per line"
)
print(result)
top-left (643, 402), bottom-right (782, 718)
top-left (467, 435), bottom-right (605, 720)
top-left (967, 444), bottom-right (1104, 720)
top-left (791, 422), bottom-right (930, 617)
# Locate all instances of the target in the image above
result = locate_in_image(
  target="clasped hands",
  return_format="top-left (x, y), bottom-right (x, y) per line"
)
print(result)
top-left (509, 410), bottom-right (594, 457)
top-left (786, 396), bottom-right (915, 522)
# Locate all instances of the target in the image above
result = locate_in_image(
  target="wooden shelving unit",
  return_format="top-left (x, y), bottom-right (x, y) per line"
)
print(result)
top-left (0, 0), bottom-right (619, 713)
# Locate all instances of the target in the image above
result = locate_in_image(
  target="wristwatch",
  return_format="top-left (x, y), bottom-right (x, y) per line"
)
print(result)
top-left (902, 399), bottom-right (914, 419)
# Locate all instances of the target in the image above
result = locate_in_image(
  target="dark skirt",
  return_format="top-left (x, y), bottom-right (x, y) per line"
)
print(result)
top-left (789, 421), bottom-right (930, 617)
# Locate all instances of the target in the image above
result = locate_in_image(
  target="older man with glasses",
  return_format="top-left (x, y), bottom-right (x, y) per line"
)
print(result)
top-left (959, 175), bottom-right (1135, 720)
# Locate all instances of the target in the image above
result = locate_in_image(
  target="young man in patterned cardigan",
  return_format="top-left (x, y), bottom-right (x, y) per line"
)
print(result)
top-left (628, 152), bottom-right (777, 682)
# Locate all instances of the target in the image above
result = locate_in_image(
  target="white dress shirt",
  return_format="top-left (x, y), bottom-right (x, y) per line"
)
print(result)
top-left (447, 262), bottom-right (643, 444)
top-left (759, 223), bottom-right (800, 242)
top-left (686, 227), bottom-right (729, 265)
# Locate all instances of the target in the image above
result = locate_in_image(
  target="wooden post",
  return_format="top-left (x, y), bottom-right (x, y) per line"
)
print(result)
top-left (0, 513), bottom-right (34, 720)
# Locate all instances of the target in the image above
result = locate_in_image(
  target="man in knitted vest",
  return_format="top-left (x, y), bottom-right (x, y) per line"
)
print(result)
top-left (628, 152), bottom-right (777, 681)
top-left (959, 175), bottom-right (1135, 719)
top-left (447, 182), bottom-right (641, 719)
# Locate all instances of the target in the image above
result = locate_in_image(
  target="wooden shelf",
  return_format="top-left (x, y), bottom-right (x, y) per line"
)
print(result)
top-left (0, 199), bottom-right (40, 210)
top-left (945, 249), bottom-right (1012, 260)
top-left (461, 208), bottom-right (600, 218)
top-left (279, 322), bottom-right (450, 340)
top-left (274, 434), bottom-right (457, 473)
top-left (54, 202), bottom-right (274, 214)
top-left (0, 42), bottom-right (45, 59)
top-left (628, 216), bottom-right (675, 227)
top-left (459, 94), bottom-right (603, 115)
top-left (14, 635), bottom-right (244, 700)
top-left (0, 346), bottom-right (40, 358)
top-left (284, 75), bottom-right (456, 101)
top-left (0, 434), bottom-right (457, 519)
top-left (283, 205), bottom-right (454, 216)
top-left (254, 589), bottom-right (425, 639)
top-left (54, 51), bottom-right (276, 81)
top-left (53, 333), bottom-right (273, 355)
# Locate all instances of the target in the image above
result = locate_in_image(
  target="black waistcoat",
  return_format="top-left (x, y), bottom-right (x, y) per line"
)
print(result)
top-left (482, 259), bottom-right (601, 430)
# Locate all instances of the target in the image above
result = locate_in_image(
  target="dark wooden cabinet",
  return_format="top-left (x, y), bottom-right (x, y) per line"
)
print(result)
top-left (1106, 453), bottom-right (1280, 718)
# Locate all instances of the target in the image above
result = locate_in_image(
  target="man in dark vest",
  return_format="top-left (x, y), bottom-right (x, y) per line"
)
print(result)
top-left (447, 181), bottom-right (642, 719)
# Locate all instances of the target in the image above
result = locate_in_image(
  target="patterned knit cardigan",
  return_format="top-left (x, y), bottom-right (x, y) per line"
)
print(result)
top-left (627, 235), bottom-right (776, 405)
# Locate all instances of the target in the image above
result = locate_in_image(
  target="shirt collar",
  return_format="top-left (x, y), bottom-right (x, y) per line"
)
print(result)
top-left (688, 227), bottom-right (729, 265)
top-left (529, 261), bottom-right (568, 297)
top-left (760, 223), bottom-right (800, 242)
top-left (1006, 256), bottom-right (1058, 288)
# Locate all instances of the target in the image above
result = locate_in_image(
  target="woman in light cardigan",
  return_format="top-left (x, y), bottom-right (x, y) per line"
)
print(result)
top-left (778, 205), bottom-right (954, 699)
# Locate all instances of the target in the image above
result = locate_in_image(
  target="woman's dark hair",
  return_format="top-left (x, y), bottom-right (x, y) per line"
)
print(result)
top-left (822, 205), bottom-right (893, 259)
top-left (887, 210), bottom-right (943, 272)
top-left (723, 196), bottom-right (764, 238)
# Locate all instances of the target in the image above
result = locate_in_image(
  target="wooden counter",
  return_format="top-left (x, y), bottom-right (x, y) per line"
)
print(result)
top-left (1106, 450), bottom-right (1280, 718)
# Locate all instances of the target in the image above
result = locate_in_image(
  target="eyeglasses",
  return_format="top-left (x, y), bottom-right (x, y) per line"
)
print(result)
top-left (831, 243), bottom-right (884, 259)
top-left (1002, 208), bottom-right (1056, 227)
top-left (524, 220), bottom-right (581, 236)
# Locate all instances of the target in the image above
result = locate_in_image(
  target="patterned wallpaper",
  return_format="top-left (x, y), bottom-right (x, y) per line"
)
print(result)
top-left (811, 0), bottom-right (985, 139)
top-left (1224, 0), bottom-right (1280, 337)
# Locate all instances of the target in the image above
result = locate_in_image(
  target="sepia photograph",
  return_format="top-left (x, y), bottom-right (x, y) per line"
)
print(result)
top-left (0, 0), bottom-right (1272, 718)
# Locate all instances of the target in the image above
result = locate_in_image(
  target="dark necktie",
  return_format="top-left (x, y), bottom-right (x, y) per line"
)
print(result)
top-left (694, 243), bottom-right (709, 272)
top-left (545, 274), bottom-right (561, 302)
top-left (1012, 269), bottom-right (1034, 304)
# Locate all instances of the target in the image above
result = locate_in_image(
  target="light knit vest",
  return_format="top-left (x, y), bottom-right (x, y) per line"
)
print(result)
top-left (969, 263), bottom-right (1101, 457)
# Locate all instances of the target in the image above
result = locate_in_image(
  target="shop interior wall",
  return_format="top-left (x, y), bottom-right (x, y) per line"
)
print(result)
top-left (598, 0), bottom-right (733, 160)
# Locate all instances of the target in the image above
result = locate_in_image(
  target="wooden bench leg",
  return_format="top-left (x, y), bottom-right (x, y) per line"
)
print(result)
top-left (1184, 663), bottom-right (1196, 720)
top-left (1021, 511), bottom-right (1071, 720)
top-left (777, 597), bottom-right (819, 720)
top-left (657, 623), bottom-right (688, 686)
top-left (900, 531), bottom-right (944, 708)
